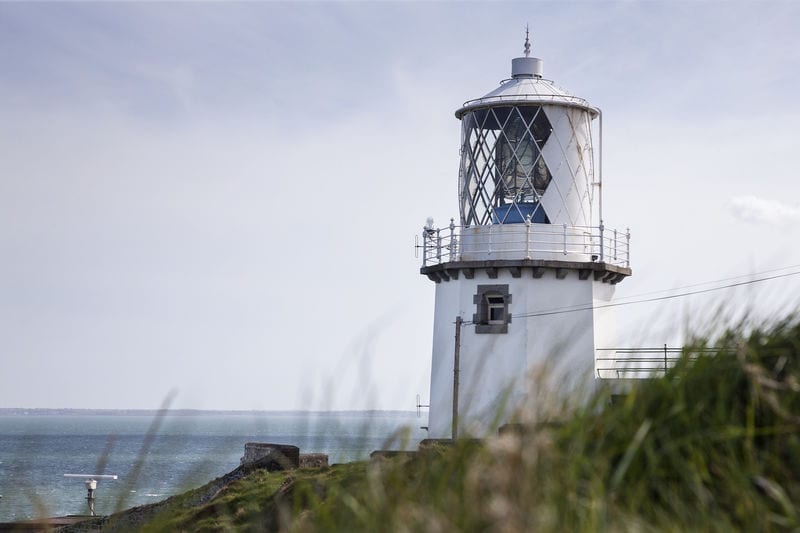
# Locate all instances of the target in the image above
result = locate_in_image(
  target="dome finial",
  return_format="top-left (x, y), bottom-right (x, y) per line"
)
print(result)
top-left (511, 25), bottom-right (543, 79)
top-left (524, 24), bottom-right (531, 57)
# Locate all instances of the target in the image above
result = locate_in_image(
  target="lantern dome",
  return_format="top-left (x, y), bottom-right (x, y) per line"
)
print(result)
top-left (455, 31), bottom-right (596, 118)
top-left (455, 74), bottom-right (597, 119)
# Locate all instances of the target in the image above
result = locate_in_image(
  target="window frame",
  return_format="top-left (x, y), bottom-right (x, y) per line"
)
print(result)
top-left (473, 284), bottom-right (512, 334)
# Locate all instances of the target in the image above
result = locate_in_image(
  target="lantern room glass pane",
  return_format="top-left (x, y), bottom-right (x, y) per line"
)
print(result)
top-left (459, 105), bottom-right (553, 226)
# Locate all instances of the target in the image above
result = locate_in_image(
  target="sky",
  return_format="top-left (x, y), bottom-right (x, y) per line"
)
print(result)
top-left (2, 1), bottom-right (800, 411)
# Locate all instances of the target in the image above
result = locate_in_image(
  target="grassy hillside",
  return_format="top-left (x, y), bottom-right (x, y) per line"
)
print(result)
top-left (75, 317), bottom-right (800, 532)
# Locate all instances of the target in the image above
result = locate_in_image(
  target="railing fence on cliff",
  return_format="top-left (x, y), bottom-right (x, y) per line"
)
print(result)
top-left (595, 347), bottom-right (726, 379)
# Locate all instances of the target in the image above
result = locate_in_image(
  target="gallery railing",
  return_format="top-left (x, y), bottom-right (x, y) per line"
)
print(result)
top-left (420, 219), bottom-right (630, 268)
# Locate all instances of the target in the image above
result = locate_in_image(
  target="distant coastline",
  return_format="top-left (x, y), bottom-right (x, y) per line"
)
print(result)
top-left (0, 408), bottom-right (416, 417)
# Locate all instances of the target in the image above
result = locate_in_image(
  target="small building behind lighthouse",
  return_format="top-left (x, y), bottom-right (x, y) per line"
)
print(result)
top-left (420, 34), bottom-right (632, 439)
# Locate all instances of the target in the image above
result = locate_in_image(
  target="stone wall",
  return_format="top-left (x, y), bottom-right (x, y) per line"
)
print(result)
top-left (240, 443), bottom-right (299, 470)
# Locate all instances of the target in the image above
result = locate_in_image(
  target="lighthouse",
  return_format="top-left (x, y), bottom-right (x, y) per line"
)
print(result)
top-left (420, 34), bottom-right (631, 439)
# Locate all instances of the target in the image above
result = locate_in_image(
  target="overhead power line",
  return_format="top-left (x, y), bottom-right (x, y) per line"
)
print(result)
top-left (610, 263), bottom-right (800, 304)
top-left (462, 266), bottom-right (800, 325)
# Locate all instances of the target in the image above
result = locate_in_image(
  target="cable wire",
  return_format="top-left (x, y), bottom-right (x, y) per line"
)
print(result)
top-left (461, 267), bottom-right (800, 325)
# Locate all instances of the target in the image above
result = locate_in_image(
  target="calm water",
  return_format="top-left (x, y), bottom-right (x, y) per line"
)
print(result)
top-left (0, 411), bottom-right (427, 522)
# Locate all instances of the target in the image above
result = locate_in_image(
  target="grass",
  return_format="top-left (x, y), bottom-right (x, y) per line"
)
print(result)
top-left (73, 316), bottom-right (800, 532)
top-left (140, 468), bottom-right (293, 532)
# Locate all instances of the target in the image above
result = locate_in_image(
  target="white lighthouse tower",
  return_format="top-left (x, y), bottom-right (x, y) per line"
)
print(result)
top-left (421, 34), bottom-right (632, 439)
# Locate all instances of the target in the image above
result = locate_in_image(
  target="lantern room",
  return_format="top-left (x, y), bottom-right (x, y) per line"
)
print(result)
top-left (456, 42), bottom-right (598, 228)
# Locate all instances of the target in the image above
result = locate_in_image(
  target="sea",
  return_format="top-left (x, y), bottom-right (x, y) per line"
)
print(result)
top-left (0, 409), bottom-right (428, 522)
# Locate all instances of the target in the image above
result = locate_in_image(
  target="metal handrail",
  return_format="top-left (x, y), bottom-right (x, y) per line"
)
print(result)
top-left (458, 93), bottom-right (594, 111)
top-left (420, 220), bottom-right (630, 269)
top-left (595, 346), bottom-right (723, 379)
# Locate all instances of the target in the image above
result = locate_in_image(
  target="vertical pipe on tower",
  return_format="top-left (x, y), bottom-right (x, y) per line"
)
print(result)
top-left (452, 316), bottom-right (462, 440)
top-left (598, 109), bottom-right (604, 228)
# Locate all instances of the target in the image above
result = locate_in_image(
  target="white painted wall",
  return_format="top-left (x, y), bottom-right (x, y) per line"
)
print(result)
top-left (459, 223), bottom-right (597, 262)
top-left (426, 267), bottom-right (617, 438)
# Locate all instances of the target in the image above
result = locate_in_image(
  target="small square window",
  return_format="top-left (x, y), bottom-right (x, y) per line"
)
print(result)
top-left (473, 285), bottom-right (512, 334)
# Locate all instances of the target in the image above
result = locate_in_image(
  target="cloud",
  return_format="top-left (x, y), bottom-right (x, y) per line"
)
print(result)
top-left (727, 195), bottom-right (800, 226)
